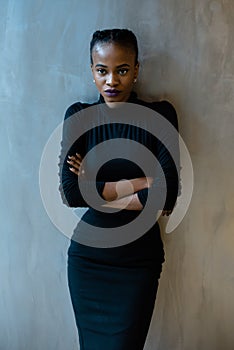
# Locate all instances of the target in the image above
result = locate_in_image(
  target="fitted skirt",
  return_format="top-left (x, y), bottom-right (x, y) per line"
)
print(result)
top-left (67, 222), bottom-right (164, 350)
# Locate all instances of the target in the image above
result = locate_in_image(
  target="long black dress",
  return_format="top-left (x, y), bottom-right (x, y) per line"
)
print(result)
top-left (59, 92), bottom-right (180, 350)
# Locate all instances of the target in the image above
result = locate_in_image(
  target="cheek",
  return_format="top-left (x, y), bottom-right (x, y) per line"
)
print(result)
top-left (93, 73), bottom-right (104, 82)
top-left (94, 77), bottom-right (104, 91)
top-left (95, 78), bottom-right (105, 87)
top-left (124, 77), bottom-right (135, 87)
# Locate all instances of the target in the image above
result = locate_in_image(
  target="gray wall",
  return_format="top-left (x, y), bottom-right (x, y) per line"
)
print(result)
top-left (1, 1), bottom-right (234, 349)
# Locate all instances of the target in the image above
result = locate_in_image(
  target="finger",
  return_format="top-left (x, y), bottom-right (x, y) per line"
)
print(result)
top-left (67, 160), bottom-right (81, 171)
top-left (68, 154), bottom-right (82, 160)
top-left (67, 155), bottom-right (82, 169)
top-left (69, 167), bottom-right (79, 175)
top-left (76, 153), bottom-right (83, 161)
top-left (68, 155), bottom-right (82, 165)
top-left (162, 210), bottom-right (172, 216)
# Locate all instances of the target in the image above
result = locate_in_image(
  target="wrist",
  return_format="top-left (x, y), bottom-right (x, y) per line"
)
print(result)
top-left (131, 177), bottom-right (149, 192)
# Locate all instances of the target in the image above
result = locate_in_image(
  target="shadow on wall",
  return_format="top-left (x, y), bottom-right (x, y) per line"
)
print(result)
top-left (135, 52), bottom-right (181, 101)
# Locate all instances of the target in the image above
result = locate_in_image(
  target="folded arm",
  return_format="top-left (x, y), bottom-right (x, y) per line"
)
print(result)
top-left (66, 152), bottom-right (151, 210)
top-left (66, 152), bottom-right (171, 214)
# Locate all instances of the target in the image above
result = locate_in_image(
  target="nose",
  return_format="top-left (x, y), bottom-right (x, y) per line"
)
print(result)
top-left (106, 73), bottom-right (119, 86)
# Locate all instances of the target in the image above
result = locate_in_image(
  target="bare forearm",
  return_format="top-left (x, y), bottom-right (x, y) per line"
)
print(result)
top-left (67, 154), bottom-right (151, 203)
top-left (102, 177), bottom-right (152, 201)
top-left (102, 193), bottom-right (143, 211)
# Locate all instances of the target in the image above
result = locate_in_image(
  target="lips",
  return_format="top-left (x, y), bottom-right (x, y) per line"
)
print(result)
top-left (104, 89), bottom-right (121, 97)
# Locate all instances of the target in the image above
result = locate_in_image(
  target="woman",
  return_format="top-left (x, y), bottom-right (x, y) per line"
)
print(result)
top-left (59, 29), bottom-right (180, 350)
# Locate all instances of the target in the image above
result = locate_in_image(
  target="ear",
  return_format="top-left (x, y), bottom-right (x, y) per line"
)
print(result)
top-left (91, 64), bottom-right (96, 81)
top-left (134, 62), bottom-right (140, 79)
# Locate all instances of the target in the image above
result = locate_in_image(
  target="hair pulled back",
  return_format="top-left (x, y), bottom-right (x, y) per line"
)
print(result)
top-left (90, 28), bottom-right (138, 65)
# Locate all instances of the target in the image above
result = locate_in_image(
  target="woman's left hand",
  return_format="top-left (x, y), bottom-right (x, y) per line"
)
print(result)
top-left (67, 153), bottom-right (84, 176)
top-left (161, 210), bottom-right (172, 216)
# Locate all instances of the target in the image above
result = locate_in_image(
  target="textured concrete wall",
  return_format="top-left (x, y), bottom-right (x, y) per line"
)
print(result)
top-left (1, 1), bottom-right (234, 349)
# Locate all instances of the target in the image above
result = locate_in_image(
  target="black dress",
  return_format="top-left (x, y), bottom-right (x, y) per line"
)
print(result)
top-left (59, 92), bottom-right (180, 350)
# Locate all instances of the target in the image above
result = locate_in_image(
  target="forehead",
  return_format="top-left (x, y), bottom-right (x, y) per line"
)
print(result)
top-left (92, 42), bottom-right (136, 64)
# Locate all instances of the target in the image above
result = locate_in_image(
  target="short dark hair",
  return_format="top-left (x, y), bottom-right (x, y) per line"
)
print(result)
top-left (90, 28), bottom-right (138, 65)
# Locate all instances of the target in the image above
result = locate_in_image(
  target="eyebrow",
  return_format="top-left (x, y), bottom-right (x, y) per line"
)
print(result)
top-left (95, 63), bottom-right (130, 68)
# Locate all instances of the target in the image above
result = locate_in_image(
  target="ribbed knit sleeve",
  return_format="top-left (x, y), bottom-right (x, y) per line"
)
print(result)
top-left (137, 100), bottom-right (181, 211)
top-left (58, 102), bottom-right (105, 208)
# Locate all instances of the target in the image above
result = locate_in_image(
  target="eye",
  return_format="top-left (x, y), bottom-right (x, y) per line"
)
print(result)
top-left (96, 68), bottom-right (107, 75)
top-left (118, 69), bottom-right (129, 76)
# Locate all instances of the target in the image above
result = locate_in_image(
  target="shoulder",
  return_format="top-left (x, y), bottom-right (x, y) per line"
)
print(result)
top-left (136, 98), bottom-right (178, 130)
top-left (64, 100), bottom-right (98, 120)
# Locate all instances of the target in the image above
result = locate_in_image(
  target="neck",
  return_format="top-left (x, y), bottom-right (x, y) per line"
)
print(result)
top-left (105, 101), bottom-right (126, 109)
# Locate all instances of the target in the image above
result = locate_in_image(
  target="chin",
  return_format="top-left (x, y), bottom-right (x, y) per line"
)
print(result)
top-left (105, 96), bottom-right (127, 104)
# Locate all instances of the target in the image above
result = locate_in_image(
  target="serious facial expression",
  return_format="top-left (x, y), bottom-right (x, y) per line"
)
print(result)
top-left (91, 43), bottom-right (139, 107)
